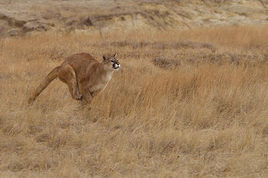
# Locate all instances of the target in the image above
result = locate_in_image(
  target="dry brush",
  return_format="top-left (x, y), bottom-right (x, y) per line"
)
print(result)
top-left (0, 25), bottom-right (267, 177)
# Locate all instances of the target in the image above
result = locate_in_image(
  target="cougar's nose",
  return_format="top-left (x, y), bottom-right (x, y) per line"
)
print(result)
top-left (113, 62), bottom-right (120, 69)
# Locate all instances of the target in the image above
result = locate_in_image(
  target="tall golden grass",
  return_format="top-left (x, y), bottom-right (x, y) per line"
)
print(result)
top-left (0, 25), bottom-right (267, 177)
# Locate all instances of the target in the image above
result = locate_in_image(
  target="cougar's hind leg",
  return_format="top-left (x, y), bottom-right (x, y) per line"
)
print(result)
top-left (58, 64), bottom-right (82, 100)
top-left (79, 87), bottom-right (93, 110)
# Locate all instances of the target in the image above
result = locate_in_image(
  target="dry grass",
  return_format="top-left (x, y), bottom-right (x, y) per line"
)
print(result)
top-left (0, 25), bottom-right (268, 177)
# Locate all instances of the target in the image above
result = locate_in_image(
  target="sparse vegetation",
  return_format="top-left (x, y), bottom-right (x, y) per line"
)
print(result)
top-left (0, 25), bottom-right (267, 177)
top-left (0, 0), bottom-right (267, 36)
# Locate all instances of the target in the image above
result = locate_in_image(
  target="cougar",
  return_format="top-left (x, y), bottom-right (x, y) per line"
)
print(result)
top-left (28, 53), bottom-right (120, 108)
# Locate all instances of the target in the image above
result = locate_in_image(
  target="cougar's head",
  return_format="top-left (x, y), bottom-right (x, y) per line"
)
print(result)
top-left (102, 53), bottom-right (120, 71)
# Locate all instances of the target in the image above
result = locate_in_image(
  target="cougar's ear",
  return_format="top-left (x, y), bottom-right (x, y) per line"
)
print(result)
top-left (113, 53), bottom-right (117, 58)
top-left (103, 55), bottom-right (108, 61)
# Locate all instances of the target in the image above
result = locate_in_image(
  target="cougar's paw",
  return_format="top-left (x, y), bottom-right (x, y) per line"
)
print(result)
top-left (75, 94), bottom-right (83, 100)
top-left (73, 89), bottom-right (83, 100)
top-left (28, 97), bottom-right (34, 105)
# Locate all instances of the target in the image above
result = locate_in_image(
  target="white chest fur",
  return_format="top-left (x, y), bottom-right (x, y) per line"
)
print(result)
top-left (90, 71), bottom-right (113, 93)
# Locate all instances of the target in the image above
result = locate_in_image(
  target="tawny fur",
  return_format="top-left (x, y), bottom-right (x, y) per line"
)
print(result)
top-left (28, 53), bottom-right (120, 108)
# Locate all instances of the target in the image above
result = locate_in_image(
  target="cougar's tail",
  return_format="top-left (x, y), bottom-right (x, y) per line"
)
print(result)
top-left (28, 66), bottom-right (60, 104)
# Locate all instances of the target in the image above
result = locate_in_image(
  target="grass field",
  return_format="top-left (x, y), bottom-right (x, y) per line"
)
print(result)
top-left (0, 25), bottom-right (267, 177)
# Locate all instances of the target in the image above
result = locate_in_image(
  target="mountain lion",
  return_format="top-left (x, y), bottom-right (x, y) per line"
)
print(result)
top-left (28, 53), bottom-right (120, 108)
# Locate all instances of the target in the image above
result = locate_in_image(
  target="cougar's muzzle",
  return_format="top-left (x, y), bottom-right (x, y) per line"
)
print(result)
top-left (112, 61), bottom-right (120, 70)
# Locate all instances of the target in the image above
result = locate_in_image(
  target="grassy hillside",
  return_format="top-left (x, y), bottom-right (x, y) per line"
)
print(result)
top-left (0, 0), bottom-right (267, 36)
top-left (0, 25), bottom-right (267, 177)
